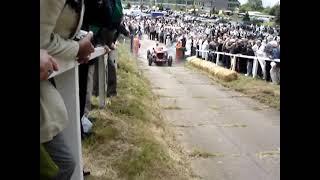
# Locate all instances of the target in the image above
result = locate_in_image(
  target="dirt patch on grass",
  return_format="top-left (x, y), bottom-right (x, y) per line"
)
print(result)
top-left (189, 149), bottom-right (224, 159)
top-left (162, 105), bottom-right (183, 110)
top-left (218, 124), bottom-right (248, 128)
top-left (83, 44), bottom-right (194, 180)
top-left (192, 96), bottom-right (206, 99)
top-left (257, 148), bottom-right (280, 159)
top-left (157, 94), bottom-right (178, 98)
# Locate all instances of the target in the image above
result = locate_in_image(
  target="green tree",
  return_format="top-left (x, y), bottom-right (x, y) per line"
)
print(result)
top-left (269, 3), bottom-right (280, 16)
top-left (274, 4), bottom-right (280, 25)
top-left (247, 0), bottom-right (263, 11)
top-left (239, 3), bottom-right (251, 13)
top-left (240, 0), bottom-right (263, 12)
top-left (243, 12), bottom-right (250, 22)
top-left (263, 6), bottom-right (271, 14)
top-left (158, 3), bottom-right (164, 11)
top-left (126, 2), bottom-right (131, 9)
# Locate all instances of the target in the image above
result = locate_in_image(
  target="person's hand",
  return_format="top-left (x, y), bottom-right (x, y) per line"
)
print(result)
top-left (40, 49), bottom-right (59, 80)
top-left (103, 45), bottom-right (112, 55)
top-left (77, 33), bottom-right (95, 64)
top-left (109, 43), bottom-right (116, 50)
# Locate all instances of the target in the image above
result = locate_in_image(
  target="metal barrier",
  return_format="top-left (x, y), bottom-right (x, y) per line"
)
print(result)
top-left (196, 49), bottom-right (280, 78)
top-left (48, 40), bottom-right (107, 180)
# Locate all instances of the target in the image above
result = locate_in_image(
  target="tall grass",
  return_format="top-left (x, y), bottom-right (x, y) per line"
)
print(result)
top-left (83, 43), bottom-right (193, 180)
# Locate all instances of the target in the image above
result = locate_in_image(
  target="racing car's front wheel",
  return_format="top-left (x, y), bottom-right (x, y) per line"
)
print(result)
top-left (168, 56), bottom-right (173, 67)
top-left (148, 58), bottom-right (152, 66)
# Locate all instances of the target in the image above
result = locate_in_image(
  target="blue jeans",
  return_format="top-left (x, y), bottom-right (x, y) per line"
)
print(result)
top-left (43, 132), bottom-right (76, 180)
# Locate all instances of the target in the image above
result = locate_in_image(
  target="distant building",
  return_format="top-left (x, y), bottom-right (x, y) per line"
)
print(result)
top-left (196, 0), bottom-right (240, 11)
top-left (126, 0), bottom-right (240, 11)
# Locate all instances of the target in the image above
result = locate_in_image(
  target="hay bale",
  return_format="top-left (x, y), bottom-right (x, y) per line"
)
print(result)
top-left (186, 56), bottom-right (198, 61)
top-left (188, 58), bottom-right (238, 82)
top-left (214, 68), bottom-right (238, 82)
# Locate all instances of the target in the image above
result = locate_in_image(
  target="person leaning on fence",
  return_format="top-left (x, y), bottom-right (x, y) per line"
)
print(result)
top-left (268, 41), bottom-right (280, 84)
top-left (40, 0), bottom-right (94, 179)
top-left (40, 49), bottom-right (60, 179)
top-left (79, 0), bottom-right (126, 133)
top-left (106, 20), bottom-right (129, 99)
top-left (244, 44), bottom-right (255, 76)
top-left (129, 23), bottom-right (135, 52)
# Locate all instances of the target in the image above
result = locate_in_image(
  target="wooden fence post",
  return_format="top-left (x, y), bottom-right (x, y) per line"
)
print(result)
top-left (98, 55), bottom-right (106, 108)
top-left (252, 57), bottom-right (259, 78)
top-left (216, 53), bottom-right (220, 65)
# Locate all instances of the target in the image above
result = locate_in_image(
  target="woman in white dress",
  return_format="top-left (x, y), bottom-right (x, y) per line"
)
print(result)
top-left (202, 38), bottom-right (209, 59)
top-left (198, 37), bottom-right (203, 58)
top-left (185, 35), bottom-right (191, 57)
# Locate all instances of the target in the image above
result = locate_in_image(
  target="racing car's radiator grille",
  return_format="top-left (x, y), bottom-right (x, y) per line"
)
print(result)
top-left (157, 53), bottom-right (164, 59)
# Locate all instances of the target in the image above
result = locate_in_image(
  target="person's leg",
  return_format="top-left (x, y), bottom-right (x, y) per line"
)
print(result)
top-left (78, 64), bottom-right (89, 137)
top-left (242, 59), bottom-right (248, 74)
top-left (84, 64), bottom-right (95, 116)
top-left (231, 57), bottom-right (237, 71)
top-left (258, 59), bottom-right (267, 80)
top-left (276, 63), bottom-right (280, 83)
top-left (92, 62), bottom-right (99, 97)
top-left (196, 46), bottom-right (200, 57)
top-left (223, 55), bottom-right (228, 68)
top-left (265, 61), bottom-right (271, 81)
top-left (43, 133), bottom-right (76, 180)
top-left (130, 35), bottom-right (134, 53)
top-left (270, 62), bottom-right (280, 84)
top-left (270, 62), bottom-right (276, 84)
top-left (107, 50), bottom-right (117, 97)
top-left (247, 60), bottom-right (253, 76)
top-left (213, 53), bottom-right (217, 63)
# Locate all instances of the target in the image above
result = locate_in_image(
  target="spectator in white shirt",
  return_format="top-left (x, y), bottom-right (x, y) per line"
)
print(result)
top-left (256, 39), bottom-right (268, 79)
top-left (202, 39), bottom-right (209, 59)
top-left (252, 40), bottom-right (262, 55)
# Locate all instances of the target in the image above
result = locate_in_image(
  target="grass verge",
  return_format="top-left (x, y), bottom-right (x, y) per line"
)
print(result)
top-left (185, 62), bottom-right (280, 110)
top-left (82, 43), bottom-right (193, 180)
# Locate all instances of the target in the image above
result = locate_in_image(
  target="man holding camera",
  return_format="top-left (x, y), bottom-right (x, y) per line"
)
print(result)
top-left (79, 0), bottom-right (129, 138)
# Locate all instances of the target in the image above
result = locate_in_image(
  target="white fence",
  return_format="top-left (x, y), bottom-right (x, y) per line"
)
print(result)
top-left (49, 43), bottom-right (107, 180)
top-left (195, 49), bottom-right (280, 78)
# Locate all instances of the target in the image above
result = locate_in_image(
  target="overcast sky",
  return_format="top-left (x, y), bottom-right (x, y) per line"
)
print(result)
top-left (238, 0), bottom-right (280, 7)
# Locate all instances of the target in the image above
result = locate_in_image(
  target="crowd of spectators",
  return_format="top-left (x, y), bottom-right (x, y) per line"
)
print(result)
top-left (125, 14), bottom-right (280, 83)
